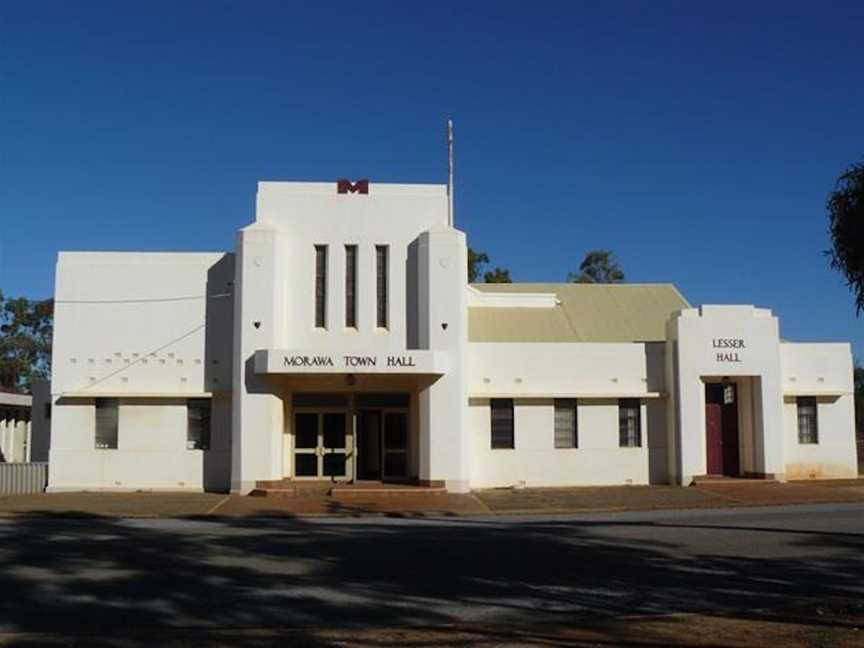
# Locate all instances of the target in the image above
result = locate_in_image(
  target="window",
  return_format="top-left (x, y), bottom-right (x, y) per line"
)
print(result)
top-left (797, 396), bottom-right (818, 444)
top-left (490, 398), bottom-right (514, 449)
top-left (375, 245), bottom-right (388, 328)
top-left (345, 245), bottom-right (357, 328)
top-left (554, 399), bottom-right (578, 448)
top-left (187, 399), bottom-right (211, 450)
top-left (314, 245), bottom-right (327, 328)
top-left (95, 398), bottom-right (118, 449)
top-left (618, 398), bottom-right (641, 447)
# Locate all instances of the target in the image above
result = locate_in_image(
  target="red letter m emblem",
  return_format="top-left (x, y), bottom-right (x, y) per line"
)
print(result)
top-left (337, 178), bottom-right (369, 194)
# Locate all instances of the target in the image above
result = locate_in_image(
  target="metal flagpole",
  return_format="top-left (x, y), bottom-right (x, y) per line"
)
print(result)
top-left (447, 119), bottom-right (454, 227)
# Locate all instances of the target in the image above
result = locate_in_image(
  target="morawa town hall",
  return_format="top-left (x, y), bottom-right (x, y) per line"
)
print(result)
top-left (41, 176), bottom-right (858, 493)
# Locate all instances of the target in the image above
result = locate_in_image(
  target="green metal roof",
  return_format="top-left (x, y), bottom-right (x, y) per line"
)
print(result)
top-left (469, 283), bottom-right (689, 343)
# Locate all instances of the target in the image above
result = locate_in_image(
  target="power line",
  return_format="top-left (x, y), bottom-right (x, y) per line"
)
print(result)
top-left (54, 293), bottom-right (231, 305)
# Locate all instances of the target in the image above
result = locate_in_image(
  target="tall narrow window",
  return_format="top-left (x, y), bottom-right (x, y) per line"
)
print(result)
top-left (490, 398), bottom-right (514, 449)
top-left (618, 398), bottom-right (641, 447)
top-left (187, 399), bottom-right (211, 450)
top-left (376, 245), bottom-right (388, 328)
top-left (345, 245), bottom-right (357, 328)
top-left (314, 245), bottom-right (327, 328)
top-left (95, 398), bottom-right (118, 449)
top-left (554, 399), bottom-right (578, 448)
top-left (797, 397), bottom-right (819, 444)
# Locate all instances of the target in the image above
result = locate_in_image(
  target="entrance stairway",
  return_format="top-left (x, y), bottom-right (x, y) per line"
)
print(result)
top-left (250, 479), bottom-right (447, 499)
top-left (691, 475), bottom-right (779, 485)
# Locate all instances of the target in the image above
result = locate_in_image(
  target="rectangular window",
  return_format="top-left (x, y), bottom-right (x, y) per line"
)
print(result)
top-left (797, 396), bottom-right (819, 444)
top-left (618, 398), bottom-right (641, 447)
top-left (314, 245), bottom-right (327, 328)
top-left (376, 245), bottom-right (388, 328)
top-left (345, 245), bottom-right (357, 328)
top-left (187, 399), bottom-right (211, 450)
top-left (95, 398), bottom-right (118, 449)
top-left (554, 399), bottom-right (578, 448)
top-left (490, 398), bottom-right (514, 449)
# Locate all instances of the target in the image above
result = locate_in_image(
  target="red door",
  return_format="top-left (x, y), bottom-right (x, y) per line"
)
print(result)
top-left (705, 383), bottom-right (740, 476)
top-left (705, 384), bottom-right (724, 474)
top-left (721, 386), bottom-right (740, 476)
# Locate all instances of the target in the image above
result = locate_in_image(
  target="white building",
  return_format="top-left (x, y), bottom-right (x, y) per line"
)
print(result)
top-left (46, 179), bottom-right (858, 493)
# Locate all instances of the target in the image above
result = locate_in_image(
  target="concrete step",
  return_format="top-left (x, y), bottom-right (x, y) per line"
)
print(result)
top-left (249, 488), bottom-right (296, 498)
top-left (252, 479), bottom-right (339, 498)
top-left (692, 475), bottom-right (779, 485)
top-left (330, 486), bottom-right (447, 500)
top-left (250, 480), bottom-right (447, 499)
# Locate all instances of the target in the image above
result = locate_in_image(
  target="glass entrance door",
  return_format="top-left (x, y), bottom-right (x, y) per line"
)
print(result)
top-left (293, 411), bottom-right (352, 480)
top-left (382, 411), bottom-right (408, 480)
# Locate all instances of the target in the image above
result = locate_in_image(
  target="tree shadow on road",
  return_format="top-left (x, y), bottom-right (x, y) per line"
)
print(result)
top-left (0, 510), bottom-right (861, 646)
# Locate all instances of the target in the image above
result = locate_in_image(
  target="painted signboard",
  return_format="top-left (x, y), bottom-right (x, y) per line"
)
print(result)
top-left (254, 349), bottom-right (447, 375)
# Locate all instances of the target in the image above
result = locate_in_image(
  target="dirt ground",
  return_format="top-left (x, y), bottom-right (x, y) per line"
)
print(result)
top-left (1, 600), bottom-right (861, 647)
top-left (1, 479), bottom-right (862, 518)
top-left (475, 479), bottom-right (864, 515)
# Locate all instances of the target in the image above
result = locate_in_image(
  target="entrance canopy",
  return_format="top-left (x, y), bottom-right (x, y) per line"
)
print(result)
top-left (254, 349), bottom-right (448, 376)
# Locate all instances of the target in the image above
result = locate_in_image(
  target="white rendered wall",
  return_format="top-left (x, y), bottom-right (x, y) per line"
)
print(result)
top-left (51, 252), bottom-right (234, 396)
top-left (468, 342), bottom-right (666, 397)
top-left (468, 398), bottom-right (650, 488)
top-left (48, 252), bottom-right (234, 492)
top-left (780, 343), bottom-right (857, 479)
top-left (48, 398), bottom-right (231, 491)
top-left (467, 341), bottom-right (664, 487)
top-left (416, 227), bottom-right (469, 490)
top-left (231, 224), bottom-right (287, 493)
top-left (255, 182), bottom-right (448, 352)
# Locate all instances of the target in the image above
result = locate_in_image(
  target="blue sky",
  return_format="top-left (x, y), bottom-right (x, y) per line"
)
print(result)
top-left (1, 1), bottom-right (862, 356)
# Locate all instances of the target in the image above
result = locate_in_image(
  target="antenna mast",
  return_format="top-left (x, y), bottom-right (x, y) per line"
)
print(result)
top-left (447, 119), bottom-right (454, 227)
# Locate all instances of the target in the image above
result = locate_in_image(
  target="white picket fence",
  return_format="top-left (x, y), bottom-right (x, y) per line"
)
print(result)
top-left (0, 462), bottom-right (48, 495)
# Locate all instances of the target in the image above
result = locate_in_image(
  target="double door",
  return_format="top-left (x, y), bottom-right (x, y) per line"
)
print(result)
top-left (292, 409), bottom-right (408, 481)
top-left (705, 383), bottom-right (740, 476)
top-left (293, 411), bottom-right (352, 480)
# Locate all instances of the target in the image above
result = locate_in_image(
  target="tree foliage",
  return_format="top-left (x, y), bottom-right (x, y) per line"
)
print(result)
top-left (0, 292), bottom-right (53, 393)
top-left (467, 248), bottom-right (489, 283)
top-left (568, 250), bottom-right (625, 284)
top-left (826, 161), bottom-right (864, 315)
top-left (467, 247), bottom-right (512, 283)
top-left (483, 267), bottom-right (512, 283)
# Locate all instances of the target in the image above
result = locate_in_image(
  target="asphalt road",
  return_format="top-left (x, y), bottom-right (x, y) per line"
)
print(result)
top-left (0, 504), bottom-right (862, 634)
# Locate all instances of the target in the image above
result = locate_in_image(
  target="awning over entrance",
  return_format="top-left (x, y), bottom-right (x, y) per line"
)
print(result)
top-left (254, 349), bottom-right (449, 375)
